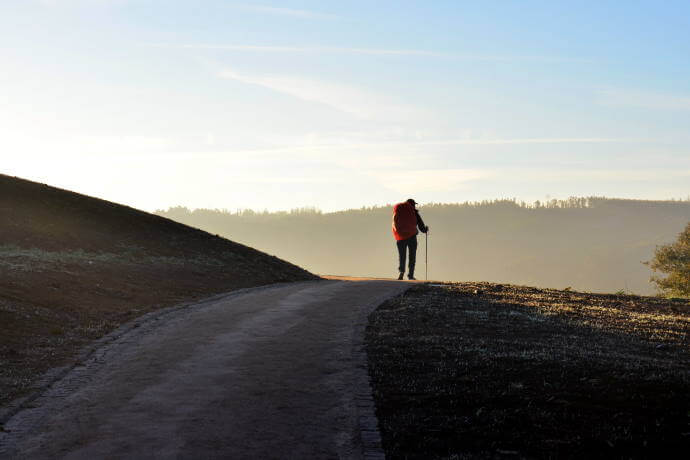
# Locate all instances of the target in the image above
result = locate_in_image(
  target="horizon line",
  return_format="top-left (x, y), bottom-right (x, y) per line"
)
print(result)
top-left (153, 195), bottom-right (690, 215)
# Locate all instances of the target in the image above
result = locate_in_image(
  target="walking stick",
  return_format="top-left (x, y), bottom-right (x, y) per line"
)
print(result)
top-left (425, 231), bottom-right (428, 280)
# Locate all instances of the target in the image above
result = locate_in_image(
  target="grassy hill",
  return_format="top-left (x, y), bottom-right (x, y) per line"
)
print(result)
top-left (157, 198), bottom-right (690, 295)
top-left (0, 174), bottom-right (316, 407)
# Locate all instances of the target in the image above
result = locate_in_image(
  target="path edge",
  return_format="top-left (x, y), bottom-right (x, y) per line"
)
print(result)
top-left (351, 284), bottom-right (410, 460)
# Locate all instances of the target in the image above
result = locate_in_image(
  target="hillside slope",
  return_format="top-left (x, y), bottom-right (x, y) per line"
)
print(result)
top-left (0, 174), bottom-right (317, 406)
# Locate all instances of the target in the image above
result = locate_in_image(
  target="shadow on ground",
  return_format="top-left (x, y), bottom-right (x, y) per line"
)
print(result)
top-left (366, 282), bottom-right (690, 459)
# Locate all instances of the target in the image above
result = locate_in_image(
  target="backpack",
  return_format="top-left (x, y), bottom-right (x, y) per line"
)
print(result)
top-left (392, 202), bottom-right (417, 241)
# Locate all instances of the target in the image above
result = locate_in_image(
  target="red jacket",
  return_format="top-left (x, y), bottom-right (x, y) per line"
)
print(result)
top-left (392, 201), bottom-right (420, 241)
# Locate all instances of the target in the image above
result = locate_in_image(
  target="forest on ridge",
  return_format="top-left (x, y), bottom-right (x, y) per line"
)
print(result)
top-left (157, 197), bottom-right (690, 295)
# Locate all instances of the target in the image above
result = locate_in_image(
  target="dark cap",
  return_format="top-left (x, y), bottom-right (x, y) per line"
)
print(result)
top-left (406, 198), bottom-right (417, 206)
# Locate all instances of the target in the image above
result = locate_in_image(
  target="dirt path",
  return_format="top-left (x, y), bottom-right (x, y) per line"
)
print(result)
top-left (0, 279), bottom-right (408, 459)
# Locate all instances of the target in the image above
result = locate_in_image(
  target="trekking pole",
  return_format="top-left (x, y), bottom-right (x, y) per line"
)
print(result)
top-left (425, 231), bottom-right (428, 280)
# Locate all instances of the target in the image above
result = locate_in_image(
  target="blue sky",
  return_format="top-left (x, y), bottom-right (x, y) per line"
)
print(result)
top-left (2, 0), bottom-right (689, 211)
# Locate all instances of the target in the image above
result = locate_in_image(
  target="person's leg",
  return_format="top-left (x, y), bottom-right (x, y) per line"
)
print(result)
top-left (396, 239), bottom-right (406, 278)
top-left (408, 235), bottom-right (418, 279)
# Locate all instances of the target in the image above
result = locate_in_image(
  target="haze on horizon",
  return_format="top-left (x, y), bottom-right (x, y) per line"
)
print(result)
top-left (2, 1), bottom-right (689, 212)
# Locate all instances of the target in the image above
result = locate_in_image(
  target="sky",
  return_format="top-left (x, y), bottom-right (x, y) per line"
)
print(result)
top-left (2, 0), bottom-right (689, 212)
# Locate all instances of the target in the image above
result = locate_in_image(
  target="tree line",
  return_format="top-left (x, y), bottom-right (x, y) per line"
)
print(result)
top-left (157, 197), bottom-right (690, 296)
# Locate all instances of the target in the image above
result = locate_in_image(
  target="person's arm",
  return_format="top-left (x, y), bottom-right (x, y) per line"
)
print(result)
top-left (415, 210), bottom-right (429, 233)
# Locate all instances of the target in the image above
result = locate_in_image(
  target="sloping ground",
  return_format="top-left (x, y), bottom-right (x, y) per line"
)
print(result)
top-left (0, 174), bottom-right (317, 407)
top-left (367, 283), bottom-right (690, 459)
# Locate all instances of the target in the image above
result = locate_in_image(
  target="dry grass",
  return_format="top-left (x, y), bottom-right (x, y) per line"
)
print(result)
top-left (366, 282), bottom-right (690, 459)
top-left (0, 245), bottom-right (227, 271)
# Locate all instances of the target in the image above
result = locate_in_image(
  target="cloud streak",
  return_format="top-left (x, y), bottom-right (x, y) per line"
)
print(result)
top-left (599, 89), bottom-right (690, 111)
top-left (508, 168), bottom-right (690, 182)
top-left (150, 43), bottom-right (589, 62)
top-left (251, 137), bottom-right (636, 152)
top-left (218, 68), bottom-right (418, 120)
top-left (369, 169), bottom-right (491, 194)
top-left (388, 137), bottom-right (631, 146)
top-left (237, 4), bottom-right (336, 19)
top-left (139, 136), bottom-right (642, 161)
top-left (37, 0), bottom-right (124, 6)
top-left (175, 44), bottom-right (445, 56)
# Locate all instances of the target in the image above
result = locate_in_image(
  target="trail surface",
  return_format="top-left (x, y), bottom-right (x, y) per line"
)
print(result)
top-left (0, 279), bottom-right (408, 459)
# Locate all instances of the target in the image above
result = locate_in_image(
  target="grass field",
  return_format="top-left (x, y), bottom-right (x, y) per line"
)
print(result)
top-left (366, 283), bottom-right (690, 459)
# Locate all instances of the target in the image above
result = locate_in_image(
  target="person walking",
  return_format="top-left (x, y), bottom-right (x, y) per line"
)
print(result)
top-left (392, 198), bottom-right (429, 280)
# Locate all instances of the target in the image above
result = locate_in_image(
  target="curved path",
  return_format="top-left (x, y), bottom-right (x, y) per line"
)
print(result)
top-left (0, 279), bottom-right (409, 459)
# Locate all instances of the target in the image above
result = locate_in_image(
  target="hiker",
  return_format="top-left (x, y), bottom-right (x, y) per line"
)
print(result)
top-left (392, 198), bottom-right (429, 280)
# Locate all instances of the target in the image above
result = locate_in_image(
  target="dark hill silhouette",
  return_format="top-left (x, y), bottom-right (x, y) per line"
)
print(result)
top-left (157, 198), bottom-right (690, 295)
top-left (0, 174), bottom-right (316, 406)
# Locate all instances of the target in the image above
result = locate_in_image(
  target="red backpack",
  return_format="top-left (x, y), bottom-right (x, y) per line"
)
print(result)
top-left (392, 202), bottom-right (417, 241)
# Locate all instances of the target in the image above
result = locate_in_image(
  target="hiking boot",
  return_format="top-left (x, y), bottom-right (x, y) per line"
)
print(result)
top-left (397, 272), bottom-right (404, 280)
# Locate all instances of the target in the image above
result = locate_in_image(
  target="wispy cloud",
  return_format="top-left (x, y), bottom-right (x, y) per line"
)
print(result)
top-left (37, 0), bottom-right (124, 6)
top-left (599, 89), bottom-right (690, 111)
top-left (237, 4), bottom-right (336, 19)
top-left (146, 137), bottom-right (640, 164)
top-left (218, 68), bottom-right (418, 120)
top-left (147, 43), bottom-right (589, 62)
top-left (170, 44), bottom-right (445, 57)
top-left (139, 134), bottom-right (638, 162)
top-left (369, 169), bottom-right (492, 194)
top-left (388, 137), bottom-right (630, 146)
top-left (252, 137), bottom-right (635, 151)
top-left (469, 55), bottom-right (592, 63)
top-left (509, 168), bottom-right (690, 182)
top-left (370, 166), bottom-right (690, 196)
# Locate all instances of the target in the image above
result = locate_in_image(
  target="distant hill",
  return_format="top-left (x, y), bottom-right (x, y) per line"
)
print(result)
top-left (0, 174), bottom-right (316, 406)
top-left (157, 197), bottom-right (690, 295)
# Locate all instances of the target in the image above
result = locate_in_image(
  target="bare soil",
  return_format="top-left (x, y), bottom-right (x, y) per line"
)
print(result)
top-left (366, 282), bottom-right (690, 459)
top-left (0, 174), bottom-right (317, 408)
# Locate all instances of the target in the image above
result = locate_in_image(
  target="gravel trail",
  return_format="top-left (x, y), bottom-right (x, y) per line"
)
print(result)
top-left (0, 279), bottom-right (408, 459)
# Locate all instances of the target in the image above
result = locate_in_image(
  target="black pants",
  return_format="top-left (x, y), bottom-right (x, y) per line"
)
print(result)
top-left (396, 235), bottom-right (418, 275)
